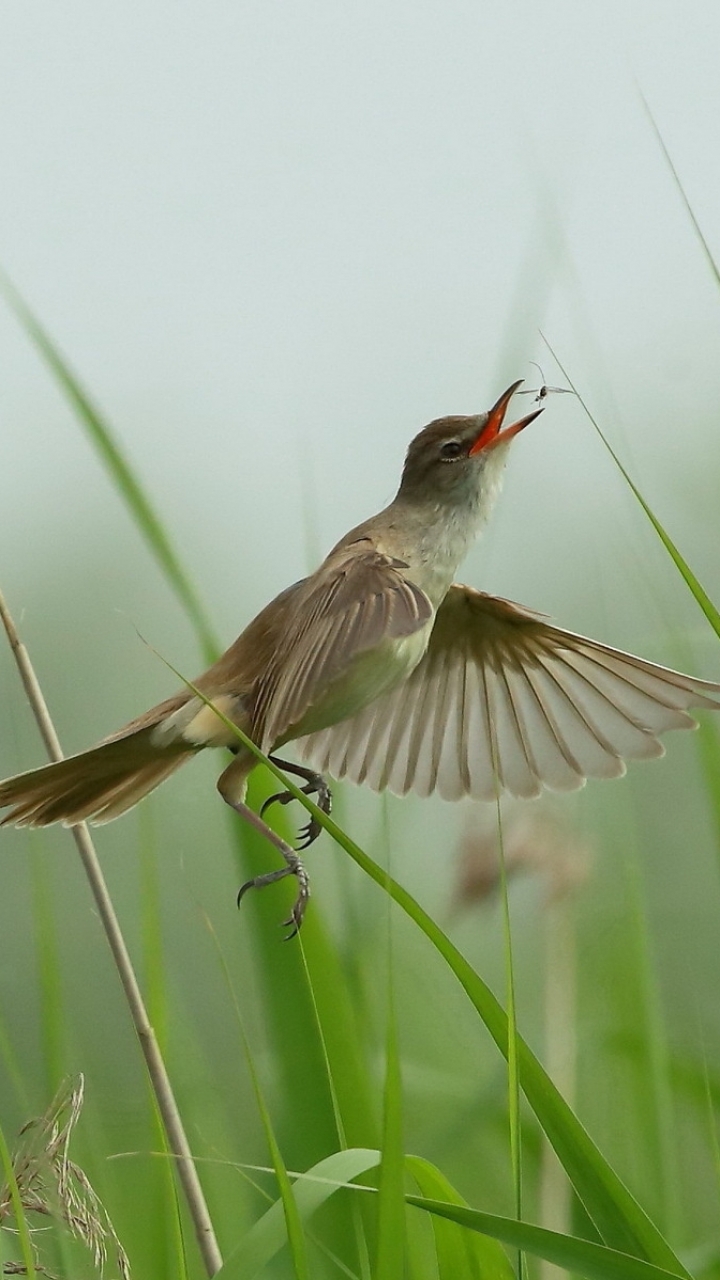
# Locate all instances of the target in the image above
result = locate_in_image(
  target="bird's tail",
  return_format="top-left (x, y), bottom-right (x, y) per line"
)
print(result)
top-left (0, 727), bottom-right (194, 828)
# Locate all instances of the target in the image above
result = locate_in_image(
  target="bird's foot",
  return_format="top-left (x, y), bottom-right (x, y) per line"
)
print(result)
top-left (261, 758), bottom-right (332, 850)
top-left (237, 856), bottom-right (310, 940)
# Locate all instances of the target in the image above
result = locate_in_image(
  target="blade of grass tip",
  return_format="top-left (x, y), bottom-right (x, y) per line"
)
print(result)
top-left (202, 914), bottom-right (309, 1280)
top-left (156, 661), bottom-right (688, 1273)
top-left (0, 1116), bottom-right (38, 1279)
top-left (638, 92), bottom-right (720, 290)
top-left (539, 333), bottom-right (720, 639)
top-left (404, 1199), bottom-right (687, 1280)
top-left (0, 269), bottom-right (220, 665)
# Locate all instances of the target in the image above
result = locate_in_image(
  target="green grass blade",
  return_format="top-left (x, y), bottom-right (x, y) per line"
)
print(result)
top-left (495, 798), bottom-right (524, 1275)
top-left (0, 1115), bottom-right (37, 1278)
top-left (204, 919), bottom-right (310, 1280)
top-left (639, 94), bottom-right (720, 290)
top-left (0, 270), bottom-right (219, 664)
top-left (296, 940), bottom-right (374, 1280)
top-left (152, 663), bottom-right (688, 1274)
top-left (348, 841), bottom-right (685, 1272)
top-left (216, 1149), bottom-right (381, 1279)
top-left (625, 854), bottom-right (679, 1237)
top-left (374, 997), bottom-right (406, 1279)
top-left (405, 1198), bottom-right (687, 1280)
top-left (249, 1062), bottom-right (309, 1280)
top-left (406, 1156), bottom-right (514, 1280)
top-left (540, 334), bottom-right (720, 638)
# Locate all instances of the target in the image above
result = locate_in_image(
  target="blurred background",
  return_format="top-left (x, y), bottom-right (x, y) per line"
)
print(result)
top-left (1, 1), bottom-right (720, 1276)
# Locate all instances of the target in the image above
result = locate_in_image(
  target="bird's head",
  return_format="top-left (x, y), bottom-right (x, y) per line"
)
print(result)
top-left (397, 381), bottom-right (542, 508)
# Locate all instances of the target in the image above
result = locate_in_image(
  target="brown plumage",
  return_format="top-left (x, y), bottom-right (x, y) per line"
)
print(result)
top-left (2, 380), bottom-right (718, 931)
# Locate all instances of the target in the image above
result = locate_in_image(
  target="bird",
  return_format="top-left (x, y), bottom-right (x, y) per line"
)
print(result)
top-left (2, 379), bottom-right (718, 934)
top-left (517, 361), bottom-right (574, 405)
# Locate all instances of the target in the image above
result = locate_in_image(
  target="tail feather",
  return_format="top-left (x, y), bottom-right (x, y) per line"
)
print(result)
top-left (0, 728), bottom-right (194, 828)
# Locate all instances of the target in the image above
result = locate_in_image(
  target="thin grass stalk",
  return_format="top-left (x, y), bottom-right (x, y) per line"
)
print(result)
top-left (0, 1114), bottom-right (37, 1278)
top-left (0, 587), bottom-right (223, 1278)
top-left (539, 333), bottom-right (720, 639)
top-left (539, 895), bottom-right (576, 1280)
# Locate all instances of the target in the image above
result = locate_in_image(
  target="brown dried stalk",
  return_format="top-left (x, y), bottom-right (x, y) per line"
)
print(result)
top-left (0, 588), bottom-right (222, 1277)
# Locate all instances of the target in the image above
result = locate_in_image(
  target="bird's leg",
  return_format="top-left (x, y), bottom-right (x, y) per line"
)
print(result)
top-left (217, 755), bottom-right (310, 938)
top-left (261, 756), bottom-right (333, 850)
top-left (233, 802), bottom-right (310, 938)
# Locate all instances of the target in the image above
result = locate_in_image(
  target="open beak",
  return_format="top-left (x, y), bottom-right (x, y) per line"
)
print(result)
top-left (469, 380), bottom-right (543, 455)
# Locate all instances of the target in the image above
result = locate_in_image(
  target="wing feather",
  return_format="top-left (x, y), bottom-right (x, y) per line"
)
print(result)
top-left (297, 585), bottom-right (720, 800)
top-left (253, 542), bottom-right (433, 748)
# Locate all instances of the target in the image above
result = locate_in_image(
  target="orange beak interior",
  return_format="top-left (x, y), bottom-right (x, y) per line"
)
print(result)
top-left (469, 380), bottom-right (543, 455)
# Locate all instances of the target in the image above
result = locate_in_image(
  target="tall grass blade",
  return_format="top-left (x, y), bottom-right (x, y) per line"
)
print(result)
top-left (495, 798), bottom-right (524, 1275)
top-left (405, 1198), bottom-right (687, 1280)
top-left (540, 334), bottom-right (720, 638)
top-left (204, 916), bottom-right (309, 1280)
top-left (247, 1057), bottom-right (310, 1280)
top-left (625, 855), bottom-right (679, 1237)
top-left (407, 1155), bottom-right (514, 1280)
top-left (0, 1115), bottom-right (38, 1278)
top-left (296, 941), bottom-right (373, 1279)
top-left (639, 94), bottom-right (720, 290)
top-left (216, 1149), bottom-right (379, 1279)
top-left (374, 998), bottom-right (406, 1278)
top-left (0, 270), bottom-right (219, 664)
top-left (161, 667), bottom-right (689, 1274)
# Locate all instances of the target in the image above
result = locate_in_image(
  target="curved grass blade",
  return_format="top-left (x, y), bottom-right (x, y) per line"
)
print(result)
top-left (406, 1156), bottom-right (514, 1280)
top-left (540, 333), bottom-right (720, 639)
top-left (150, 658), bottom-right (689, 1276)
top-left (216, 1148), bottom-right (380, 1280)
top-left (639, 93), bottom-right (720, 290)
top-left (0, 269), bottom-right (220, 664)
top-left (375, 997), bottom-right (406, 1279)
top-left (203, 916), bottom-right (309, 1280)
top-left (405, 1198), bottom-right (687, 1280)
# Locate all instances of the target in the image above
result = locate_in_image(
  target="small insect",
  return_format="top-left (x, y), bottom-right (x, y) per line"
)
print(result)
top-left (518, 362), bottom-right (574, 405)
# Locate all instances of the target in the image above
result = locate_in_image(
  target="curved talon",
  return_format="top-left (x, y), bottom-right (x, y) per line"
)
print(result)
top-left (260, 789), bottom-right (295, 818)
top-left (236, 856), bottom-right (310, 937)
top-left (260, 761), bottom-right (333, 851)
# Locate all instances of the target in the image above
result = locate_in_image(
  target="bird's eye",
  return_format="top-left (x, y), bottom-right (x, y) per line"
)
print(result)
top-left (439, 440), bottom-right (463, 461)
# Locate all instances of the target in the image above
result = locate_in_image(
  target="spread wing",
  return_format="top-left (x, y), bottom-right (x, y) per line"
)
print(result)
top-left (297, 584), bottom-right (720, 800)
top-left (253, 542), bottom-right (433, 749)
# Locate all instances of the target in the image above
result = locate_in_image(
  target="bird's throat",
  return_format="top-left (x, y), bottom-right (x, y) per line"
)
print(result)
top-left (382, 444), bottom-right (509, 606)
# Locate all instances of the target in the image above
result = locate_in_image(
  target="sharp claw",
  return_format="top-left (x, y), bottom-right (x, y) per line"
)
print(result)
top-left (295, 818), bottom-right (321, 851)
top-left (281, 915), bottom-right (300, 942)
top-left (237, 853), bottom-right (310, 937)
top-left (261, 789), bottom-right (294, 818)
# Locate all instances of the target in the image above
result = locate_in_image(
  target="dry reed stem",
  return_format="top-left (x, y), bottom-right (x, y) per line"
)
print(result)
top-left (0, 587), bottom-right (223, 1277)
